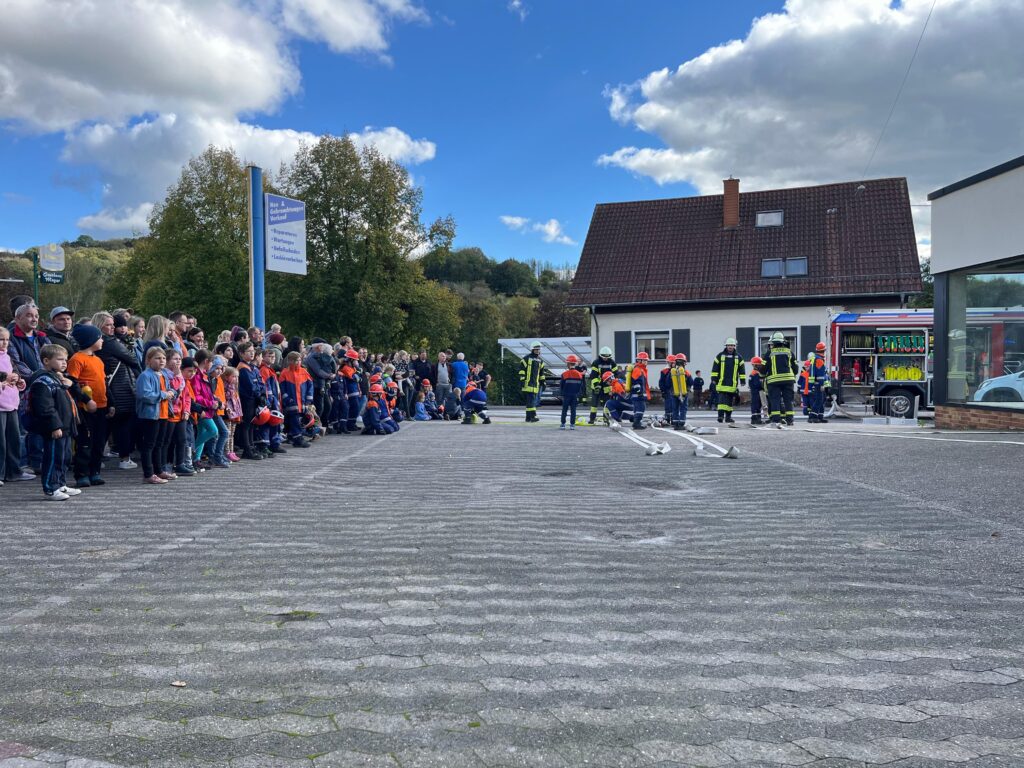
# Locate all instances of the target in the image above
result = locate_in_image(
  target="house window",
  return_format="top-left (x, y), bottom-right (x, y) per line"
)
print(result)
top-left (756, 210), bottom-right (784, 227)
top-left (786, 257), bottom-right (808, 277)
top-left (758, 328), bottom-right (798, 359)
top-left (634, 332), bottom-right (669, 361)
top-left (763, 257), bottom-right (808, 278)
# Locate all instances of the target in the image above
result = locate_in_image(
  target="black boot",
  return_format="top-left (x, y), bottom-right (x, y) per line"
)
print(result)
top-left (482, 416), bottom-right (491, 424)
top-left (242, 448), bottom-right (262, 460)
top-left (588, 414), bottom-right (596, 425)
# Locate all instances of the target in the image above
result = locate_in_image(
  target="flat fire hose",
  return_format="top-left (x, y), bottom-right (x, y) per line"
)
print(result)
top-left (608, 421), bottom-right (671, 455)
top-left (650, 424), bottom-right (739, 459)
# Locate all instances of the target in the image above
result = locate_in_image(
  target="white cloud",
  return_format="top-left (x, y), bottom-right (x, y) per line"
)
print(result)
top-left (76, 203), bottom-right (155, 233)
top-left (500, 215), bottom-right (530, 231)
top-left (500, 215), bottom-right (576, 246)
top-left (508, 0), bottom-right (528, 21)
top-left (348, 126), bottom-right (436, 164)
top-left (280, 0), bottom-right (428, 59)
top-left (62, 115), bottom-right (436, 234)
top-left (0, 0), bottom-right (432, 236)
top-left (0, 0), bottom-right (298, 131)
top-left (599, 0), bottom-right (1024, 260)
top-left (533, 218), bottom-right (577, 246)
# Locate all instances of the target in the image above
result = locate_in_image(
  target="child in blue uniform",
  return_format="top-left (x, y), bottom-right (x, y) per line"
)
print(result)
top-left (559, 354), bottom-right (585, 430)
top-left (461, 381), bottom-right (491, 424)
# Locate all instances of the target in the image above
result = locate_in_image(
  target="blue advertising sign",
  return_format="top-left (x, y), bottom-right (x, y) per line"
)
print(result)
top-left (264, 194), bottom-right (306, 275)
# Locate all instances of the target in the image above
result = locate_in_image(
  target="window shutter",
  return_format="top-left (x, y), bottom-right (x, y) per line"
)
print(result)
top-left (671, 329), bottom-right (690, 359)
top-left (800, 325), bottom-right (820, 360)
top-left (614, 331), bottom-right (631, 364)
top-left (736, 327), bottom-right (755, 360)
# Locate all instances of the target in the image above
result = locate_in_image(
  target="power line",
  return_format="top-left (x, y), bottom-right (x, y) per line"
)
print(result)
top-left (862, 0), bottom-right (938, 179)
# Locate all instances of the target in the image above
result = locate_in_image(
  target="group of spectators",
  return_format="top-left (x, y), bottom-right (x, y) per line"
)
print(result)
top-left (0, 295), bottom-right (493, 500)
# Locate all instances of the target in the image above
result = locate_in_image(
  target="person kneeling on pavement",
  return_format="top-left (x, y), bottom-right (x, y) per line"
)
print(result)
top-left (603, 372), bottom-right (634, 425)
top-left (362, 384), bottom-right (389, 435)
top-left (461, 381), bottom-right (491, 424)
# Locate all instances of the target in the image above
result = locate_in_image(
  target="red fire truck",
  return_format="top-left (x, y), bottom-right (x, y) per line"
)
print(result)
top-left (828, 308), bottom-right (1024, 416)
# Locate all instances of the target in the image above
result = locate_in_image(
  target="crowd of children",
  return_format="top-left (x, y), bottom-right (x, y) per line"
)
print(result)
top-left (2, 299), bottom-right (495, 501)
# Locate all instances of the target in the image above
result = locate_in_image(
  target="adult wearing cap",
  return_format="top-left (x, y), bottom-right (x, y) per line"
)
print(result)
top-left (45, 307), bottom-right (78, 357)
top-left (95, 311), bottom-right (141, 469)
top-left (67, 323), bottom-right (106, 486)
top-left (711, 337), bottom-right (746, 426)
top-left (519, 341), bottom-right (548, 422)
top-left (587, 346), bottom-right (617, 424)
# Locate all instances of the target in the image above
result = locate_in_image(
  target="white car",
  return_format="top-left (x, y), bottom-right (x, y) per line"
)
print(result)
top-left (973, 370), bottom-right (1024, 403)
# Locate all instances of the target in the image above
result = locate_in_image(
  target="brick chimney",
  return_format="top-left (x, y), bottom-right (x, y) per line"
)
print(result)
top-left (723, 177), bottom-right (740, 229)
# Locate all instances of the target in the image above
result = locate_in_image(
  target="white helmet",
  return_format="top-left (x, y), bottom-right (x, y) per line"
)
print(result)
top-left (724, 337), bottom-right (738, 346)
top-left (770, 331), bottom-right (786, 343)
top-left (599, 346), bottom-right (612, 357)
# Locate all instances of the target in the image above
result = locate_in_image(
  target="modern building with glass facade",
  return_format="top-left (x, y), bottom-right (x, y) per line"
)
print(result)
top-left (930, 155), bottom-right (1024, 429)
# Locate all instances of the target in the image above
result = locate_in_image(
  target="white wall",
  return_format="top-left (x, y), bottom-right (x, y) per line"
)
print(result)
top-left (932, 164), bottom-right (1024, 274)
top-left (591, 303), bottom-right (881, 387)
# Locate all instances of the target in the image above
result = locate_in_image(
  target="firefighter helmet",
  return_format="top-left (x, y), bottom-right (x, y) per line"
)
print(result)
top-left (815, 341), bottom-right (826, 352)
top-left (725, 337), bottom-right (738, 346)
top-left (566, 354), bottom-right (579, 364)
top-left (267, 409), bottom-right (285, 426)
top-left (751, 356), bottom-right (763, 365)
top-left (530, 341), bottom-right (542, 350)
top-left (599, 346), bottom-right (612, 357)
top-left (251, 406), bottom-right (272, 426)
top-left (808, 352), bottom-right (816, 361)
top-left (636, 352), bottom-right (649, 361)
top-left (345, 348), bottom-right (359, 359)
top-left (370, 384), bottom-right (384, 394)
top-left (601, 371), bottom-right (614, 381)
top-left (675, 353), bottom-right (687, 362)
top-left (770, 331), bottom-right (786, 343)
top-left (666, 354), bottom-right (676, 363)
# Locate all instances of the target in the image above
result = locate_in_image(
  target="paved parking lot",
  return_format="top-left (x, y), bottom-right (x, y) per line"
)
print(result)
top-left (2, 414), bottom-right (1023, 767)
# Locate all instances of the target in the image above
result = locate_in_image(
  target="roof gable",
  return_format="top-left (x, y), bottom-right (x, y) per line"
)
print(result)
top-left (568, 177), bottom-right (921, 307)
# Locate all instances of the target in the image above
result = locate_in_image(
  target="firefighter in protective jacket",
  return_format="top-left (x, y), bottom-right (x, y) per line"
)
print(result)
top-left (519, 341), bottom-right (548, 422)
top-left (587, 346), bottom-right (617, 424)
top-left (710, 337), bottom-right (746, 425)
top-left (765, 331), bottom-right (799, 428)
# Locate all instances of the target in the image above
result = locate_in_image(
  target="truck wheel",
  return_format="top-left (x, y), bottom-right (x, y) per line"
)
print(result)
top-left (877, 388), bottom-right (917, 418)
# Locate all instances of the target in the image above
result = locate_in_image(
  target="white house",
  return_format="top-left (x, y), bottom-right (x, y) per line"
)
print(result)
top-left (568, 177), bottom-right (921, 381)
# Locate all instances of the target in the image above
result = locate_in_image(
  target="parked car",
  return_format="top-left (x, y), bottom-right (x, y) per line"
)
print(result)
top-left (973, 370), bottom-right (1024, 403)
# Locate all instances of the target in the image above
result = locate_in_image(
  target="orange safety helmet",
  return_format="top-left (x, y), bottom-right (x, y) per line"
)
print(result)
top-left (465, 381), bottom-right (477, 392)
top-left (370, 383), bottom-right (384, 394)
top-left (601, 371), bottom-right (614, 381)
top-left (666, 354), bottom-right (676, 363)
top-left (803, 360), bottom-right (812, 369)
top-left (251, 406), bottom-right (272, 426)
top-left (815, 342), bottom-right (826, 352)
top-left (345, 348), bottom-right (359, 359)
top-left (565, 354), bottom-right (579, 364)
top-left (421, 380), bottom-right (433, 388)
top-left (266, 409), bottom-right (285, 426)
top-left (675, 353), bottom-right (687, 363)
top-left (750, 356), bottom-right (764, 365)
top-left (369, 373), bottom-right (382, 383)
top-left (636, 352), bottom-right (650, 361)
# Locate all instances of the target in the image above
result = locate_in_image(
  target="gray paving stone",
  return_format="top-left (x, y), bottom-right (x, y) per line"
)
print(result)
top-left (3, 422), bottom-right (1024, 767)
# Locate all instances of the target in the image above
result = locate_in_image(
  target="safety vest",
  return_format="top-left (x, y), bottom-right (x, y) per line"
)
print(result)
top-left (669, 366), bottom-right (689, 396)
top-left (519, 355), bottom-right (547, 393)
top-left (712, 352), bottom-right (745, 392)
top-left (765, 346), bottom-right (797, 385)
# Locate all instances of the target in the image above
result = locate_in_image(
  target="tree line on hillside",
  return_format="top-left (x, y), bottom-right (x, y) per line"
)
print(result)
top-left (0, 138), bottom-right (590, 403)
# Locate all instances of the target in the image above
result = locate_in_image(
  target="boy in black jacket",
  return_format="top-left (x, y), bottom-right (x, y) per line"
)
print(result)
top-left (28, 344), bottom-right (82, 500)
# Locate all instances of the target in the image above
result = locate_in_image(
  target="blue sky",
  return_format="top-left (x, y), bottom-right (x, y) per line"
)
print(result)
top-left (3, 0), bottom-right (1023, 264)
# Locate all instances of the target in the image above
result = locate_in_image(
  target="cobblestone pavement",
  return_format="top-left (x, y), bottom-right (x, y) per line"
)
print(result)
top-left (2, 415), bottom-right (1024, 767)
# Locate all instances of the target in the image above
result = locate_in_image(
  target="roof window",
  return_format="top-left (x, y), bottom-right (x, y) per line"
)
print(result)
top-left (756, 210), bottom-right (784, 227)
top-left (762, 257), bottom-right (809, 279)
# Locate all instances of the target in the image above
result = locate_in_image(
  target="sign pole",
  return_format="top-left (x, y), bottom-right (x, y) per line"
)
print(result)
top-left (32, 251), bottom-right (39, 305)
top-left (247, 165), bottom-right (266, 330)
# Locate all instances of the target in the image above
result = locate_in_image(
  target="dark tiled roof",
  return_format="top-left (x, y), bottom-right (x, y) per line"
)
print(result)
top-left (568, 177), bottom-right (921, 307)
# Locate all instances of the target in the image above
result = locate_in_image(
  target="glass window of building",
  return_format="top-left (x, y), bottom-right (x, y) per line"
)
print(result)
top-left (634, 332), bottom-right (669, 361)
top-left (946, 264), bottom-right (1024, 408)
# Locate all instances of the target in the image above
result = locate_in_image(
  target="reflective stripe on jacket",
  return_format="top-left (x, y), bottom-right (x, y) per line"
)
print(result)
top-left (765, 346), bottom-right (798, 385)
